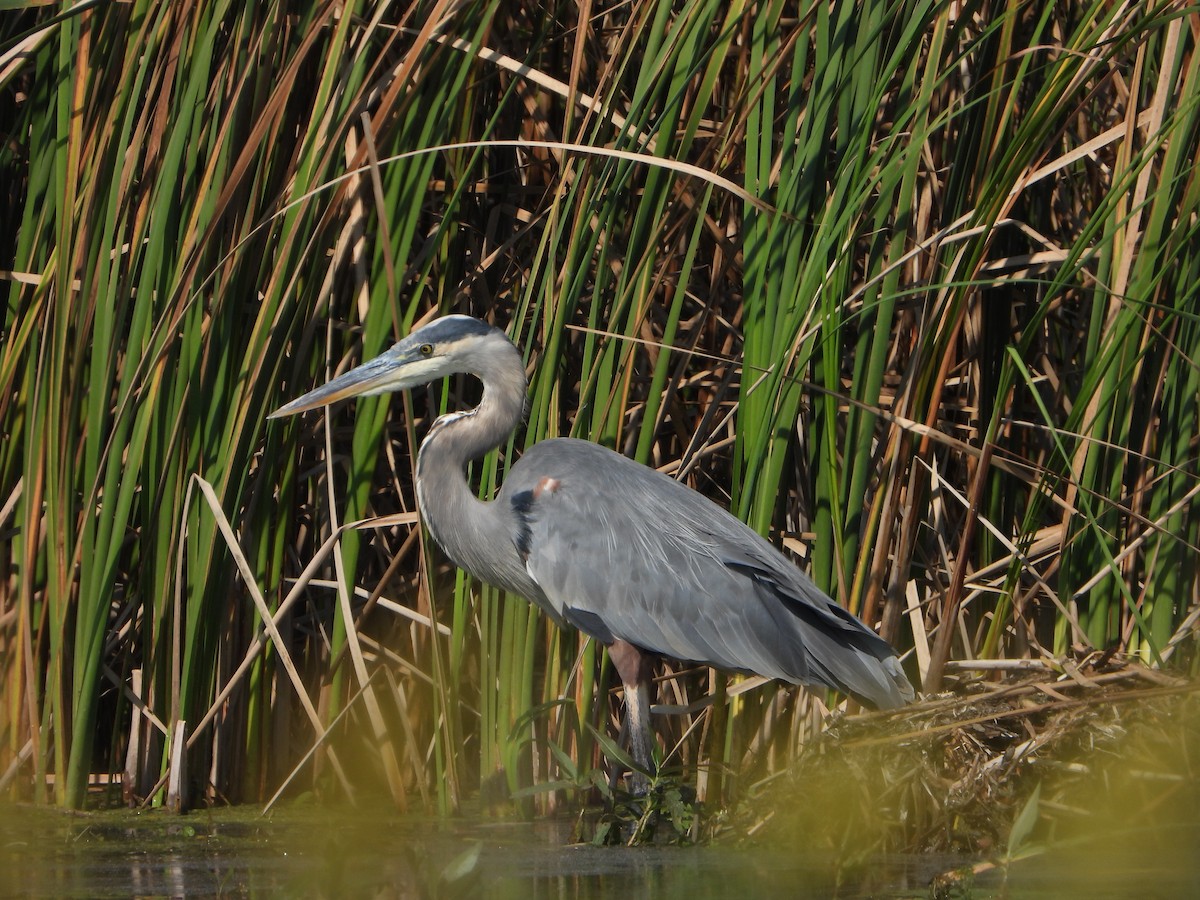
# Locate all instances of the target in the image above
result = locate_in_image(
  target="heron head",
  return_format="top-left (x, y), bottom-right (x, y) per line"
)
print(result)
top-left (268, 315), bottom-right (507, 419)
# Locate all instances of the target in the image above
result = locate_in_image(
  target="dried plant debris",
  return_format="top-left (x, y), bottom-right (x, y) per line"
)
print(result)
top-left (734, 658), bottom-right (1200, 867)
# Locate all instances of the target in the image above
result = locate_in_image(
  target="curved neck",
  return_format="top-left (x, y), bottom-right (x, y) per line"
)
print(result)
top-left (414, 338), bottom-right (533, 595)
top-left (421, 357), bottom-right (527, 469)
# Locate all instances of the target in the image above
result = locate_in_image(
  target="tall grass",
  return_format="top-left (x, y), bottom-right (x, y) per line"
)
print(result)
top-left (1, 0), bottom-right (1197, 811)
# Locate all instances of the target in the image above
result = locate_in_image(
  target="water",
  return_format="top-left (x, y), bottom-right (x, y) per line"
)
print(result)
top-left (0, 805), bottom-right (939, 898)
top-left (1, 803), bottom-right (1197, 898)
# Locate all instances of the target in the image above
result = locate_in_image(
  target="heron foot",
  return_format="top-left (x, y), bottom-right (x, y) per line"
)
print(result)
top-left (624, 768), bottom-right (651, 797)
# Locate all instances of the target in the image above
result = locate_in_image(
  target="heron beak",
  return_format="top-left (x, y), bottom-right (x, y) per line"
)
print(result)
top-left (268, 351), bottom-right (408, 419)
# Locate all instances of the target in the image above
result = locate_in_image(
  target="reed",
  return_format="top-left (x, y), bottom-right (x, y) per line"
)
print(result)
top-left (1, 0), bottom-right (1196, 814)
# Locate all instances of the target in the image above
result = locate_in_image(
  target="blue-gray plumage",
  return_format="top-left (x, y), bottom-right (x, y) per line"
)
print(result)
top-left (270, 315), bottom-right (914, 779)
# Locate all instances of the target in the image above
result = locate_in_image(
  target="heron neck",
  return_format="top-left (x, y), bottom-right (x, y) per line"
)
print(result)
top-left (419, 344), bottom-right (527, 469)
top-left (413, 347), bottom-right (533, 595)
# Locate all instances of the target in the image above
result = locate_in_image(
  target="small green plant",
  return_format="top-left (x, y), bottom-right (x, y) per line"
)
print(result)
top-left (586, 775), bottom-right (699, 847)
top-left (1003, 783), bottom-right (1045, 865)
top-left (581, 725), bottom-right (699, 845)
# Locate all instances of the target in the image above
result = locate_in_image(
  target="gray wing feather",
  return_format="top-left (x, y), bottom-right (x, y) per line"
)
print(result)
top-left (503, 438), bottom-right (913, 709)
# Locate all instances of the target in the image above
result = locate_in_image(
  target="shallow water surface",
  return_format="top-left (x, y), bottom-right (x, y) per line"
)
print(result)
top-left (0, 805), bottom-right (930, 898)
top-left (1, 803), bottom-right (1196, 898)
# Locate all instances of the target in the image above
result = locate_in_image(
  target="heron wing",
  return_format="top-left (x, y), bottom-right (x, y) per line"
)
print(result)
top-left (505, 439), bottom-right (912, 709)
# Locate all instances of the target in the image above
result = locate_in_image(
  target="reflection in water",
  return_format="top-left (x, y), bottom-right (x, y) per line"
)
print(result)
top-left (1, 804), bottom-right (1198, 899)
top-left (0, 808), bottom-right (944, 899)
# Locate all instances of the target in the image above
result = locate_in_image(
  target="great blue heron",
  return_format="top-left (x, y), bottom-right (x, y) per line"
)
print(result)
top-left (270, 315), bottom-right (913, 782)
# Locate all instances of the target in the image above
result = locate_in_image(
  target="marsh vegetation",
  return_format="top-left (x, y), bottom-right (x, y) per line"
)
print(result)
top-left (1, 2), bottom-right (1198, 872)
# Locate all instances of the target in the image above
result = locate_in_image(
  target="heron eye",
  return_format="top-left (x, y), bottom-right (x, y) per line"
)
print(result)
top-left (419, 343), bottom-right (434, 356)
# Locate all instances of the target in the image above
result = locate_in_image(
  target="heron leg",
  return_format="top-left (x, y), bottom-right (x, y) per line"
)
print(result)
top-left (609, 639), bottom-right (655, 792)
